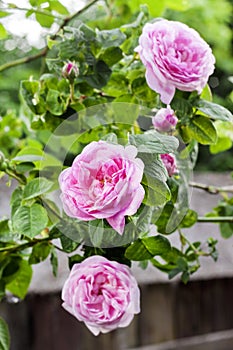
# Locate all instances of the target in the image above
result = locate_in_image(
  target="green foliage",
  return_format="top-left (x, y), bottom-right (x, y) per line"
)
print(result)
top-left (0, 317), bottom-right (10, 350)
top-left (6, 260), bottom-right (32, 299)
top-left (125, 235), bottom-right (171, 261)
top-left (207, 198), bottom-right (233, 238)
top-left (12, 204), bottom-right (48, 239)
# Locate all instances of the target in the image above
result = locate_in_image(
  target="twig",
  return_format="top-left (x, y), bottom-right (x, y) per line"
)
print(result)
top-left (189, 181), bottom-right (233, 194)
top-left (198, 216), bottom-right (233, 223)
top-left (0, 6), bottom-right (63, 19)
top-left (0, 0), bottom-right (99, 73)
top-left (0, 236), bottom-right (51, 253)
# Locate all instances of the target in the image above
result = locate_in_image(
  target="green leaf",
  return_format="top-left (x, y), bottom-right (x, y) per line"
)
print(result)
top-left (35, 12), bottom-right (54, 28)
top-left (23, 177), bottom-right (53, 201)
top-left (196, 100), bottom-right (233, 121)
top-left (12, 147), bottom-right (44, 163)
top-left (60, 235), bottom-right (80, 253)
top-left (29, 242), bottom-right (51, 264)
top-left (50, 247), bottom-right (58, 277)
top-left (12, 147), bottom-right (61, 169)
top-left (99, 47), bottom-right (123, 66)
top-left (20, 81), bottom-right (46, 115)
top-left (0, 23), bottom-right (7, 39)
top-left (49, 0), bottom-right (69, 15)
top-left (55, 220), bottom-right (83, 244)
top-left (135, 206), bottom-right (153, 236)
top-left (188, 115), bottom-right (217, 145)
top-left (88, 220), bottom-right (104, 247)
top-left (10, 187), bottom-right (23, 218)
top-left (220, 222), bottom-right (233, 239)
top-left (102, 72), bottom-right (128, 97)
top-left (142, 235), bottom-right (171, 256)
top-left (69, 254), bottom-right (85, 269)
top-left (200, 84), bottom-right (212, 101)
top-left (142, 178), bottom-right (171, 207)
top-left (129, 130), bottom-right (179, 154)
top-left (125, 239), bottom-right (153, 261)
top-left (84, 60), bottom-right (112, 89)
top-left (210, 137), bottom-right (232, 154)
top-left (209, 120), bottom-right (233, 154)
top-left (6, 260), bottom-right (32, 299)
top-left (15, 162), bottom-right (35, 173)
top-left (154, 202), bottom-right (179, 234)
top-left (96, 28), bottom-right (126, 48)
top-left (0, 220), bottom-right (10, 238)
top-left (171, 97), bottom-right (193, 120)
top-left (0, 317), bottom-right (10, 350)
top-left (0, 11), bottom-right (10, 18)
top-left (179, 209), bottom-right (198, 228)
top-left (142, 154), bottom-right (168, 182)
top-left (12, 204), bottom-right (48, 239)
top-left (46, 89), bottom-right (69, 115)
top-left (125, 235), bottom-right (171, 261)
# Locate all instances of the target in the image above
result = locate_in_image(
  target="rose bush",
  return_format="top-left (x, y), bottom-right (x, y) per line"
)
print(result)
top-left (58, 141), bottom-right (145, 234)
top-left (135, 19), bottom-right (215, 104)
top-left (62, 255), bottom-right (140, 336)
top-left (0, 1), bottom-right (232, 345)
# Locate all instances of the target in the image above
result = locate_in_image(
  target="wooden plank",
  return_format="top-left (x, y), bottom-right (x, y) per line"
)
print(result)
top-left (174, 278), bottom-right (233, 338)
top-left (138, 284), bottom-right (175, 345)
top-left (126, 328), bottom-right (233, 350)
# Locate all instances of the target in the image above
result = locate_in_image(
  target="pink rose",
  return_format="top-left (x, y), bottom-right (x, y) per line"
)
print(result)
top-left (62, 255), bottom-right (140, 335)
top-left (135, 20), bottom-right (215, 104)
top-left (152, 106), bottom-right (178, 132)
top-left (58, 141), bottom-right (145, 234)
top-left (160, 153), bottom-right (178, 177)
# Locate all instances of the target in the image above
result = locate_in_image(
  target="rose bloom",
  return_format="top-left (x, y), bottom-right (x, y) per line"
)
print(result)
top-left (62, 255), bottom-right (140, 336)
top-left (135, 20), bottom-right (215, 104)
top-left (58, 141), bottom-right (145, 234)
top-left (160, 153), bottom-right (178, 177)
top-left (152, 106), bottom-right (178, 132)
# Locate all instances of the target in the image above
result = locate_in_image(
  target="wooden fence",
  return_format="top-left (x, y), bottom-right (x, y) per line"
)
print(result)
top-left (1, 277), bottom-right (233, 349)
top-left (1, 173), bottom-right (233, 349)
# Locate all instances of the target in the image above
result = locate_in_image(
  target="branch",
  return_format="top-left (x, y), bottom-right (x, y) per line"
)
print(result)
top-left (0, 47), bottom-right (48, 72)
top-left (198, 216), bottom-right (233, 223)
top-left (0, 0), bottom-right (99, 73)
top-left (189, 181), bottom-right (233, 194)
top-left (0, 236), bottom-right (51, 253)
top-left (0, 6), bottom-right (63, 19)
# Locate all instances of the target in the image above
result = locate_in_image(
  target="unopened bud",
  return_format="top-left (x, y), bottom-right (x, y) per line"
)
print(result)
top-left (152, 106), bottom-right (178, 133)
top-left (62, 61), bottom-right (79, 81)
top-left (160, 153), bottom-right (178, 177)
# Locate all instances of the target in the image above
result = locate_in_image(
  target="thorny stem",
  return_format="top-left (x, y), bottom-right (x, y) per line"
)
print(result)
top-left (0, 0), bottom-right (99, 72)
